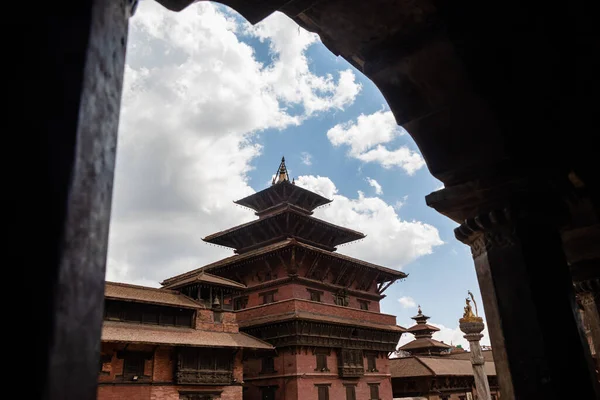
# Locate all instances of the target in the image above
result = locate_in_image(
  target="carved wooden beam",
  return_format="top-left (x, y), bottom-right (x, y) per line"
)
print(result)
top-left (285, 212), bottom-right (290, 231)
top-left (378, 279), bottom-right (397, 294)
top-left (290, 217), bottom-right (302, 235)
top-left (264, 258), bottom-right (273, 272)
top-left (355, 269), bottom-right (370, 291)
top-left (365, 272), bottom-right (380, 292)
top-left (345, 268), bottom-right (359, 288)
top-left (321, 264), bottom-right (331, 282)
top-left (305, 255), bottom-right (321, 278)
top-left (235, 272), bottom-right (245, 285)
top-left (334, 263), bottom-right (349, 285)
top-left (277, 252), bottom-right (288, 270)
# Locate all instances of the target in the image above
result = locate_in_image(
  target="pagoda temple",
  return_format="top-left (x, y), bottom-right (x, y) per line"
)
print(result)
top-left (162, 157), bottom-right (407, 400)
top-left (397, 306), bottom-right (452, 356)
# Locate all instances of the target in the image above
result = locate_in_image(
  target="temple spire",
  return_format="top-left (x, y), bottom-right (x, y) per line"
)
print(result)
top-left (273, 156), bottom-right (290, 185)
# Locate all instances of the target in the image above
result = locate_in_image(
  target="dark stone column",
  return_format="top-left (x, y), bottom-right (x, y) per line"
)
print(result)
top-left (41, 0), bottom-right (130, 399)
top-left (429, 186), bottom-right (600, 399)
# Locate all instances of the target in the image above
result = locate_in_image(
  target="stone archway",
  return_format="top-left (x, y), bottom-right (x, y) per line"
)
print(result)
top-left (41, 0), bottom-right (599, 398)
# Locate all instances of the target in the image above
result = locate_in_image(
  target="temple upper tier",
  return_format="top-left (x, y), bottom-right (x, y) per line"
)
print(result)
top-left (205, 157), bottom-right (365, 253)
top-left (233, 157), bottom-right (332, 215)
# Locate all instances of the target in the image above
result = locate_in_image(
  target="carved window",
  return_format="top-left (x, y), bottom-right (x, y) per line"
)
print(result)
top-left (176, 348), bottom-right (233, 385)
top-left (261, 357), bottom-right (275, 374)
top-left (260, 290), bottom-right (277, 304)
top-left (358, 300), bottom-right (369, 310)
top-left (366, 353), bottom-right (377, 372)
top-left (368, 384), bottom-right (380, 400)
top-left (122, 353), bottom-right (145, 380)
top-left (308, 289), bottom-right (322, 302)
top-left (234, 296), bottom-right (248, 310)
top-left (345, 385), bottom-right (356, 400)
top-left (316, 385), bottom-right (330, 400)
top-left (334, 294), bottom-right (348, 307)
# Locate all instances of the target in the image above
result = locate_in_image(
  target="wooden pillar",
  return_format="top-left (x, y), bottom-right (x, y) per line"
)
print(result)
top-left (453, 206), bottom-right (599, 399)
top-left (40, 0), bottom-right (130, 399)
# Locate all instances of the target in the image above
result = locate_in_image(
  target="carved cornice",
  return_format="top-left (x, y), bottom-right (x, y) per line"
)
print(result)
top-left (454, 208), bottom-right (517, 257)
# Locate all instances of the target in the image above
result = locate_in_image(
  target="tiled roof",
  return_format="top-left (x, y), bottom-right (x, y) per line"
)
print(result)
top-left (390, 356), bottom-right (496, 377)
top-left (398, 337), bottom-right (452, 351)
top-left (445, 350), bottom-right (494, 362)
top-left (161, 239), bottom-right (406, 287)
top-left (105, 281), bottom-right (201, 309)
top-left (237, 310), bottom-right (405, 332)
top-left (407, 323), bottom-right (440, 332)
top-left (389, 357), bottom-right (433, 377)
top-left (102, 321), bottom-right (273, 350)
top-left (162, 272), bottom-right (246, 290)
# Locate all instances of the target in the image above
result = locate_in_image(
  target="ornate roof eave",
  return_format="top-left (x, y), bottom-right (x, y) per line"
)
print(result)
top-left (160, 239), bottom-right (406, 288)
top-left (203, 207), bottom-right (365, 247)
top-left (234, 180), bottom-right (332, 213)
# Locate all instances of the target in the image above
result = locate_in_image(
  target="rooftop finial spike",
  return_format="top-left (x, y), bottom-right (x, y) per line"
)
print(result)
top-left (272, 156), bottom-right (290, 185)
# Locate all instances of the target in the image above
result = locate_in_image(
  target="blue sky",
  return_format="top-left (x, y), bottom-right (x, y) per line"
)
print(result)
top-left (108, 1), bottom-right (489, 348)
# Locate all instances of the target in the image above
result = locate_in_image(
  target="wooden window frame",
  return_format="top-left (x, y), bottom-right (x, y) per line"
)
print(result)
top-left (357, 299), bottom-right (370, 310)
top-left (259, 290), bottom-right (277, 305)
top-left (368, 383), bottom-right (380, 400)
top-left (233, 296), bottom-right (248, 310)
top-left (365, 352), bottom-right (378, 372)
top-left (307, 288), bottom-right (323, 302)
top-left (344, 384), bottom-right (357, 400)
top-left (315, 353), bottom-right (329, 372)
top-left (315, 384), bottom-right (331, 400)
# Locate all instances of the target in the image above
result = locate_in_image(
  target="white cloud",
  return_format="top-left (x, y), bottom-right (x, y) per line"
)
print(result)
top-left (107, 2), bottom-right (361, 284)
top-left (394, 195), bottom-right (408, 210)
top-left (300, 152), bottom-right (312, 166)
top-left (296, 176), bottom-right (443, 269)
top-left (398, 296), bottom-right (417, 309)
top-left (366, 177), bottom-right (383, 195)
top-left (327, 110), bottom-right (425, 174)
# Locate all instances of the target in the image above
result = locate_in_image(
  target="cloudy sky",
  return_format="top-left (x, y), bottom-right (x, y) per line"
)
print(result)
top-left (107, 1), bottom-right (490, 349)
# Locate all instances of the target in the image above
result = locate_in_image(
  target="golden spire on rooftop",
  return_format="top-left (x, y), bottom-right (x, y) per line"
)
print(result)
top-left (272, 156), bottom-right (290, 185)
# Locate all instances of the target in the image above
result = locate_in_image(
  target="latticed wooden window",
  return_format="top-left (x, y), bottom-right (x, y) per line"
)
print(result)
top-left (317, 385), bottom-right (329, 400)
top-left (308, 289), bottom-right (322, 302)
top-left (345, 385), bottom-right (356, 400)
top-left (261, 290), bottom-right (276, 304)
top-left (358, 300), bottom-right (369, 310)
top-left (369, 384), bottom-right (380, 400)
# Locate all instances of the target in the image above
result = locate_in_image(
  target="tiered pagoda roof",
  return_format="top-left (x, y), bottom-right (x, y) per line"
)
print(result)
top-left (398, 306), bottom-right (451, 355)
top-left (205, 157), bottom-right (360, 253)
top-left (163, 157), bottom-right (405, 292)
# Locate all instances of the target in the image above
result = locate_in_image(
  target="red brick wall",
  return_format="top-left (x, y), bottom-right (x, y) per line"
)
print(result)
top-left (98, 344), bottom-right (245, 400)
top-left (196, 309), bottom-right (239, 333)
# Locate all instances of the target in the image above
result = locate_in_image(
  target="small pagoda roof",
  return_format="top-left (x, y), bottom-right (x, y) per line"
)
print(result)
top-left (102, 321), bottom-right (274, 350)
top-left (234, 180), bottom-right (332, 213)
top-left (203, 206), bottom-right (365, 252)
top-left (105, 281), bottom-right (201, 309)
top-left (398, 337), bottom-right (452, 352)
top-left (162, 271), bottom-right (246, 290)
top-left (407, 323), bottom-right (440, 333)
top-left (161, 239), bottom-right (406, 288)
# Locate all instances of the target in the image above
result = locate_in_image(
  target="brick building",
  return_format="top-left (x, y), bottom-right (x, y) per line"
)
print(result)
top-left (161, 158), bottom-right (407, 400)
top-left (98, 279), bottom-right (273, 400)
top-left (390, 308), bottom-right (499, 400)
